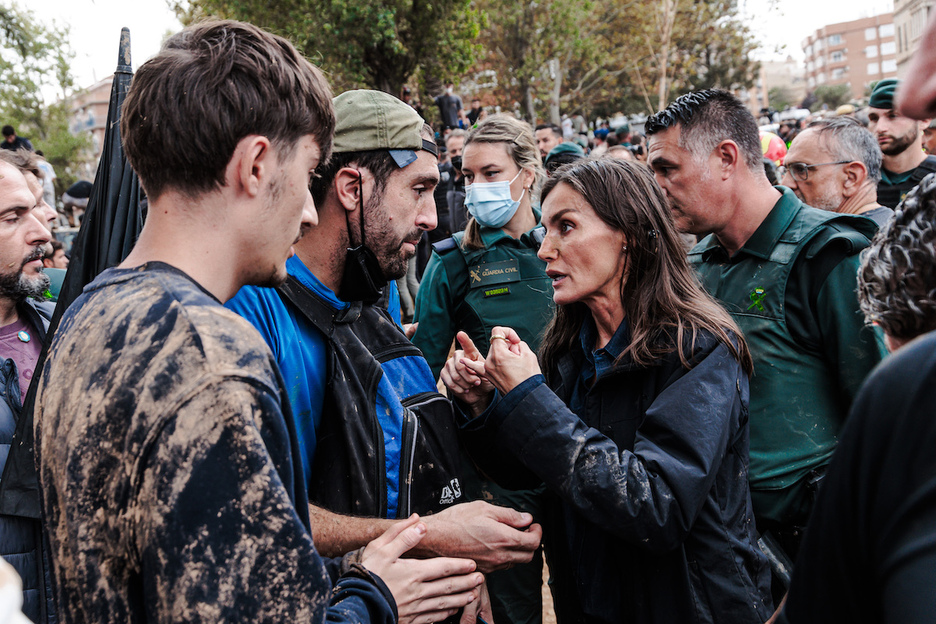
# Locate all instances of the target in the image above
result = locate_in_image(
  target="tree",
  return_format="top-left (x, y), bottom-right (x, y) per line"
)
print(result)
top-left (602, 0), bottom-right (760, 115)
top-left (472, 0), bottom-right (761, 126)
top-left (768, 86), bottom-right (795, 111)
top-left (0, 2), bottom-right (89, 194)
top-left (811, 84), bottom-right (852, 112)
top-left (465, 0), bottom-right (599, 124)
top-left (172, 0), bottom-right (483, 96)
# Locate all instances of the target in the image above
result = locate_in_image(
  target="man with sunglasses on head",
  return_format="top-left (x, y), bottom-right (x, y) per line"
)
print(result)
top-left (782, 116), bottom-right (893, 227)
top-left (645, 91), bottom-right (886, 589)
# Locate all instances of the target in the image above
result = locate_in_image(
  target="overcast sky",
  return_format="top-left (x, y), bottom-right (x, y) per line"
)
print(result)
top-left (33, 0), bottom-right (895, 92)
top-left (34, 0), bottom-right (182, 90)
top-left (742, 0), bottom-right (894, 61)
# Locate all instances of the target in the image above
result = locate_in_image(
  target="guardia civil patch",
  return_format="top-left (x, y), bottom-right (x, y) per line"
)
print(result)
top-left (469, 259), bottom-right (521, 288)
top-left (747, 287), bottom-right (766, 312)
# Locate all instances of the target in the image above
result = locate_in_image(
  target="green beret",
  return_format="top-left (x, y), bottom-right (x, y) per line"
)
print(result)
top-left (869, 78), bottom-right (899, 110)
top-left (547, 141), bottom-right (585, 159)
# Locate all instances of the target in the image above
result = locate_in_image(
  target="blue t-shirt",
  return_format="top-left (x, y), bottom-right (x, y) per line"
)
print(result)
top-left (226, 255), bottom-right (403, 493)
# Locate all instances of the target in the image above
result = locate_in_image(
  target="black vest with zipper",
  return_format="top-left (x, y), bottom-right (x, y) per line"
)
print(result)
top-left (277, 276), bottom-right (464, 518)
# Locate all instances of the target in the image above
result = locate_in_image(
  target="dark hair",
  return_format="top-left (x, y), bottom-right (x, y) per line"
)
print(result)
top-left (858, 174), bottom-right (936, 341)
top-left (0, 149), bottom-right (40, 179)
top-left (539, 158), bottom-right (752, 374)
top-left (762, 158), bottom-right (779, 185)
top-left (1, 126), bottom-right (13, 137)
top-left (645, 89), bottom-right (762, 171)
top-left (121, 20), bottom-right (335, 201)
top-left (310, 123), bottom-right (435, 209)
top-left (535, 124), bottom-right (562, 140)
top-left (544, 151), bottom-right (582, 174)
top-left (806, 116), bottom-right (882, 183)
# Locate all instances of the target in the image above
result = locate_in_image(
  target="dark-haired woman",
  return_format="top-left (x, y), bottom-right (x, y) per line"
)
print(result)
top-left (443, 159), bottom-right (772, 624)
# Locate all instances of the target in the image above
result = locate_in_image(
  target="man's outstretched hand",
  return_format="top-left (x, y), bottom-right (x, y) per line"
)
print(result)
top-left (418, 500), bottom-right (542, 574)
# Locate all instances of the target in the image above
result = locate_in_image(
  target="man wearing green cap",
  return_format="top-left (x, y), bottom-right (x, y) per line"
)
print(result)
top-left (36, 21), bottom-right (487, 624)
top-left (868, 77), bottom-right (936, 208)
top-left (227, 90), bottom-right (542, 610)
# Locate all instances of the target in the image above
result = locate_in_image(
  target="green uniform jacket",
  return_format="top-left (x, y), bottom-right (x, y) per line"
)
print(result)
top-left (412, 219), bottom-right (555, 379)
top-left (689, 188), bottom-right (886, 526)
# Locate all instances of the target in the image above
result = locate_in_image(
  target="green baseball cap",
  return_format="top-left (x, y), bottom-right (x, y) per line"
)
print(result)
top-left (332, 89), bottom-right (438, 167)
top-left (869, 78), bottom-right (899, 110)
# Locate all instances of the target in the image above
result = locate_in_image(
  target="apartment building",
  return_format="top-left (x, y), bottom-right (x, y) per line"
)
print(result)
top-left (895, 0), bottom-right (934, 76)
top-left (802, 13), bottom-right (897, 101)
top-left (68, 76), bottom-right (113, 181)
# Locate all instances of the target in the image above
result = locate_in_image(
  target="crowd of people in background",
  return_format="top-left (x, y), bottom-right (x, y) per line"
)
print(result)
top-left (1, 13), bottom-right (936, 624)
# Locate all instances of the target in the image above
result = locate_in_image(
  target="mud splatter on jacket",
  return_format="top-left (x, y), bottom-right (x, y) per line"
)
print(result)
top-left (461, 322), bottom-right (773, 624)
top-left (35, 263), bottom-right (396, 624)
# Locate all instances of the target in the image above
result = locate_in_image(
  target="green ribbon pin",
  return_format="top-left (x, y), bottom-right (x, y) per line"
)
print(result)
top-left (747, 287), bottom-right (766, 312)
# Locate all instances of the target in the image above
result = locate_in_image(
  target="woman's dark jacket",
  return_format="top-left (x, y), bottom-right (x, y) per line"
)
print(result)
top-left (461, 326), bottom-right (773, 624)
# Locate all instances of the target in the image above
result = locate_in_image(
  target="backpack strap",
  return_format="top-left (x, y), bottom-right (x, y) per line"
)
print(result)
top-left (430, 235), bottom-right (470, 297)
top-left (276, 275), bottom-right (338, 337)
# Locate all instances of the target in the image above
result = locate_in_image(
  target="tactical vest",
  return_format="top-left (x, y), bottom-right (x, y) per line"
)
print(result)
top-left (689, 207), bottom-right (874, 503)
top-left (277, 277), bottom-right (463, 519)
top-left (877, 155), bottom-right (936, 208)
top-left (432, 228), bottom-right (555, 357)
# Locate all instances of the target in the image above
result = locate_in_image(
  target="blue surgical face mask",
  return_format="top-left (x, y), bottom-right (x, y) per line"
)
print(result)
top-left (465, 170), bottom-right (526, 229)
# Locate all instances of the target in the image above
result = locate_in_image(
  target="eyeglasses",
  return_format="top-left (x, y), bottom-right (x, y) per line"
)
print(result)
top-left (779, 161), bottom-right (852, 182)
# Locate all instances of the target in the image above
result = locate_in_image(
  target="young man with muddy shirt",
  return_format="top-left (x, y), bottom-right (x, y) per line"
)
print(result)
top-left (34, 20), bottom-right (482, 624)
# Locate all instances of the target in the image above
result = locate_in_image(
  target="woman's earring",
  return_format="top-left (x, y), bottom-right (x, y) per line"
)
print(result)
top-left (622, 244), bottom-right (628, 252)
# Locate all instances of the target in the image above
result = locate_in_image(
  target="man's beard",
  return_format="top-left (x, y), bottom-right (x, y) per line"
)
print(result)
top-left (799, 185), bottom-right (843, 212)
top-left (0, 247), bottom-right (51, 300)
top-left (359, 192), bottom-right (423, 281)
top-left (881, 125), bottom-right (920, 156)
top-left (370, 224), bottom-right (423, 281)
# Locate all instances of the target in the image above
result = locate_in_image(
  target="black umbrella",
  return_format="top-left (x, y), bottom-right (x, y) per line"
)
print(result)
top-left (0, 28), bottom-right (144, 518)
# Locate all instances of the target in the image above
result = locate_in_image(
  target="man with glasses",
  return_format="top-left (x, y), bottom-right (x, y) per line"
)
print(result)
top-left (867, 78), bottom-right (936, 208)
top-left (782, 116), bottom-right (893, 227)
top-left (645, 90), bottom-right (886, 580)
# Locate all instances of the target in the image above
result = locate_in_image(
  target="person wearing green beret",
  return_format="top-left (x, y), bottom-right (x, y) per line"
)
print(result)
top-left (614, 123), bottom-right (632, 146)
top-left (867, 77), bottom-right (936, 208)
top-left (543, 141), bottom-right (585, 174)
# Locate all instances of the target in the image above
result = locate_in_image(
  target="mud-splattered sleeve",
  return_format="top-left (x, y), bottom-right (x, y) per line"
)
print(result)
top-left (491, 342), bottom-right (744, 554)
top-left (133, 375), bottom-right (396, 624)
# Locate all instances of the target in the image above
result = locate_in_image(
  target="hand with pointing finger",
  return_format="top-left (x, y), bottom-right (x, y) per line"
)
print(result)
top-left (440, 331), bottom-right (496, 417)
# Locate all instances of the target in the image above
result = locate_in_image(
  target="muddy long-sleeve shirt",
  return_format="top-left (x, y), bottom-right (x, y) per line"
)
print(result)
top-left (35, 263), bottom-right (396, 624)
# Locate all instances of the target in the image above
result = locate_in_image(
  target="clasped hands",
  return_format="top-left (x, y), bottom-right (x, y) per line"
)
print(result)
top-left (440, 327), bottom-right (542, 417)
